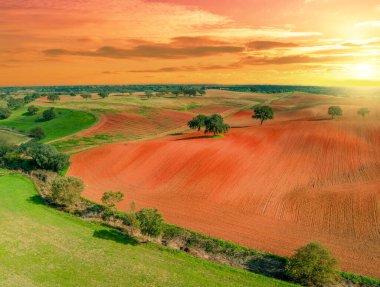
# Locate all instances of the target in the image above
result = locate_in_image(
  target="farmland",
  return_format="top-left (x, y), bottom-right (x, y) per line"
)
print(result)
top-left (65, 90), bottom-right (380, 278)
top-left (0, 172), bottom-right (295, 287)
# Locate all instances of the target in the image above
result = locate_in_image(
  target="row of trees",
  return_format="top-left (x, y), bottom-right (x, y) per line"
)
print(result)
top-left (0, 93), bottom-right (40, 119)
top-left (328, 106), bottom-right (370, 119)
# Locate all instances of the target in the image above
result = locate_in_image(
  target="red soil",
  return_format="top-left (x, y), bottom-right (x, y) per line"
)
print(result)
top-left (69, 99), bottom-right (380, 278)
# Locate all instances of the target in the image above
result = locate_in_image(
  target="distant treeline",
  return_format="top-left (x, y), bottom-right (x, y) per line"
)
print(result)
top-left (1, 84), bottom-right (379, 97)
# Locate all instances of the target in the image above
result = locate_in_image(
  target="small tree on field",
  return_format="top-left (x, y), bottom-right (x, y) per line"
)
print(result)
top-left (357, 107), bottom-right (369, 118)
top-left (123, 201), bottom-right (140, 235)
top-left (145, 91), bottom-right (153, 98)
top-left (28, 105), bottom-right (39, 115)
top-left (69, 92), bottom-right (76, 97)
top-left (136, 208), bottom-right (164, 238)
top-left (286, 242), bottom-right (338, 287)
top-left (51, 176), bottom-right (84, 210)
top-left (252, 105), bottom-right (274, 125)
top-left (47, 94), bottom-right (60, 102)
top-left (187, 114), bottom-right (208, 131)
top-left (42, 108), bottom-right (56, 121)
top-left (98, 91), bottom-right (109, 99)
top-left (328, 106), bottom-right (342, 119)
top-left (30, 127), bottom-right (46, 140)
top-left (80, 93), bottom-right (92, 100)
top-left (101, 191), bottom-right (124, 211)
top-left (204, 114), bottom-right (230, 136)
top-left (0, 107), bottom-right (11, 119)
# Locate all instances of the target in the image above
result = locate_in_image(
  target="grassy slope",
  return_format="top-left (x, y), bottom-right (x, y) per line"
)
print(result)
top-left (0, 173), bottom-right (296, 287)
top-left (0, 107), bottom-right (96, 142)
top-left (0, 129), bottom-right (29, 145)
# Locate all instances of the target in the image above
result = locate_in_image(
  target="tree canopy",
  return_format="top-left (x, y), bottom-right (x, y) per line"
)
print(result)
top-left (136, 208), bottom-right (165, 238)
top-left (188, 114), bottom-right (230, 136)
top-left (187, 114), bottom-right (208, 131)
top-left (51, 176), bottom-right (84, 209)
top-left (357, 107), bottom-right (369, 118)
top-left (252, 105), bottom-right (274, 125)
top-left (328, 106), bottom-right (342, 119)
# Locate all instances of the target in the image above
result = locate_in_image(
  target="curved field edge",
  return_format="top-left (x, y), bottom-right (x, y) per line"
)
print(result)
top-left (0, 173), bottom-right (296, 287)
top-left (0, 107), bottom-right (97, 143)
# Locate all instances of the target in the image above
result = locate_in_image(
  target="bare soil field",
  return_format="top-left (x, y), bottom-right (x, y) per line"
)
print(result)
top-left (68, 92), bottom-right (380, 278)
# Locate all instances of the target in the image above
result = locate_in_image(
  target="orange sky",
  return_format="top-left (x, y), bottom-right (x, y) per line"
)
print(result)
top-left (0, 0), bottom-right (380, 86)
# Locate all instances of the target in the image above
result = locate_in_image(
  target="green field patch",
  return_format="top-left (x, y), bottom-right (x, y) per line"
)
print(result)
top-left (0, 129), bottom-right (30, 145)
top-left (0, 107), bottom-right (97, 142)
top-left (0, 173), bottom-right (296, 287)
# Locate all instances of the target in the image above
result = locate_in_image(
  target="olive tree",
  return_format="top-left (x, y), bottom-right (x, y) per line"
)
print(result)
top-left (286, 242), bottom-right (338, 287)
top-left (187, 114), bottom-right (208, 131)
top-left (51, 176), bottom-right (84, 210)
top-left (204, 114), bottom-right (230, 136)
top-left (357, 108), bottom-right (369, 118)
top-left (47, 94), bottom-right (60, 102)
top-left (328, 106), bottom-right (342, 119)
top-left (136, 208), bottom-right (164, 238)
top-left (252, 105), bottom-right (274, 125)
top-left (42, 108), bottom-right (57, 121)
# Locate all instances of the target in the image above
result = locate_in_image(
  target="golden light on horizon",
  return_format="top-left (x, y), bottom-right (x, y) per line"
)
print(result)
top-left (353, 63), bottom-right (375, 80)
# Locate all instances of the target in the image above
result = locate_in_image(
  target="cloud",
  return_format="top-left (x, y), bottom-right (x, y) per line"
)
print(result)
top-left (355, 21), bottom-right (380, 28)
top-left (44, 37), bottom-right (245, 59)
top-left (247, 41), bottom-right (298, 50)
top-left (129, 64), bottom-right (233, 73)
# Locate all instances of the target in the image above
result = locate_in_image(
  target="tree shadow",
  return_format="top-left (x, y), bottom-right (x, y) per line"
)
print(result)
top-left (244, 254), bottom-right (287, 280)
top-left (169, 132), bottom-right (184, 136)
top-left (93, 229), bottom-right (138, 245)
top-left (27, 195), bottom-right (46, 205)
top-left (308, 117), bottom-right (332, 121)
top-left (22, 112), bottom-right (33, 116)
top-left (175, 135), bottom-right (211, 141)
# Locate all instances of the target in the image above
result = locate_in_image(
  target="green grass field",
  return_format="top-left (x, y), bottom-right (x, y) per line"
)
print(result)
top-left (0, 173), bottom-right (296, 287)
top-left (0, 107), bottom-right (97, 142)
top-left (0, 129), bottom-right (29, 145)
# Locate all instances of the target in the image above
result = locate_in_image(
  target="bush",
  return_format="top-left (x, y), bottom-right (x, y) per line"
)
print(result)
top-left (101, 191), bottom-right (124, 211)
top-left (136, 208), bottom-right (165, 238)
top-left (42, 108), bottom-right (57, 121)
top-left (0, 107), bottom-right (11, 119)
top-left (285, 242), bottom-right (338, 287)
top-left (51, 176), bottom-right (84, 209)
top-left (7, 97), bottom-right (25, 110)
top-left (47, 94), bottom-right (60, 101)
top-left (28, 105), bottom-right (39, 115)
top-left (29, 127), bottom-right (46, 140)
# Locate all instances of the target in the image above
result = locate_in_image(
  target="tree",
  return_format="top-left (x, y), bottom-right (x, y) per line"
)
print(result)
top-left (0, 107), bottom-right (11, 119)
top-left (101, 191), bottom-right (124, 211)
top-left (252, 105), bottom-right (274, 125)
top-left (69, 92), bottom-right (76, 97)
top-left (123, 201), bottom-right (140, 235)
top-left (98, 91), bottom-right (109, 99)
top-left (29, 127), bottom-right (46, 140)
top-left (357, 107), bottom-right (369, 118)
top-left (27, 105), bottom-right (39, 115)
top-left (80, 93), bottom-right (92, 100)
top-left (328, 106), bottom-right (342, 119)
top-left (204, 114), bottom-right (230, 136)
top-left (42, 108), bottom-right (57, 121)
top-left (145, 91), bottom-right (153, 98)
top-left (51, 176), bottom-right (84, 209)
top-left (187, 114), bottom-right (208, 131)
top-left (136, 208), bottom-right (164, 238)
top-left (20, 142), bottom-right (70, 171)
top-left (286, 242), bottom-right (338, 287)
top-left (7, 97), bottom-right (25, 109)
top-left (47, 94), bottom-right (60, 102)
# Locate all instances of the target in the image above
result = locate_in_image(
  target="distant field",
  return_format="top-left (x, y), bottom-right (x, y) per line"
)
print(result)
top-left (0, 107), bottom-right (97, 142)
top-left (0, 129), bottom-right (29, 145)
top-left (0, 173), bottom-right (295, 287)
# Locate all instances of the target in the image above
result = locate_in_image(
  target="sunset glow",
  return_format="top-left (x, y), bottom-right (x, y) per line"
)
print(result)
top-left (1, 0), bottom-right (380, 86)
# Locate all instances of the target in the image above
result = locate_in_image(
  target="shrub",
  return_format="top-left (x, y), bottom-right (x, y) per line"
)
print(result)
top-left (42, 108), bottom-right (57, 121)
top-left (98, 91), bottom-right (109, 99)
top-left (28, 105), bottom-right (39, 115)
top-left (7, 97), bottom-right (25, 110)
top-left (0, 107), bottom-right (11, 119)
top-left (357, 108), bottom-right (369, 118)
top-left (285, 242), bottom-right (338, 287)
top-left (101, 191), bottom-right (124, 211)
top-left (80, 93), bottom-right (92, 100)
top-left (47, 94), bottom-right (60, 101)
top-left (51, 176), bottom-right (84, 209)
top-left (136, 208), bottom-right (165, 238)
top-left (29, 127), bottom-right (46, 140)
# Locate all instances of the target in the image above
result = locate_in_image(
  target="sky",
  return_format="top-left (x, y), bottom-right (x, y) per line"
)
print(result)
top-left (0, 0), bottom-right (380, 86)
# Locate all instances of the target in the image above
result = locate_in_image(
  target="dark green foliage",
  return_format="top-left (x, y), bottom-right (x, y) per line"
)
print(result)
top-left (136, 208), bottom-right (164, 238)
top-left (51, 176), bottom-right (84, 209)
top-left (98, 91), bottom-right (109, 99)
top-left (204, 114), bottom-right (230, 136)
top-left (252, 105), bottom-right (274, 125)
top-left (0, 107), bottom-right (11, 119)
top-left (285, 242), bottom-right (338, 287)
top-left (29, 127), bottom-right (46, 140)
top-left (145, 91), bottom-right (153, 98)
top-left (80, 93), bottom-right (92, 100)
top-left (20, 142), bottom-right (70, 171)
top-left (47, 94), bottom-right (60, 102)
top-left (42, 108), bottom-right (57, 121)
top-left (7, 97), bottom-right (25, 110)
top-left (101, 191), bottom-right (124, 210)
top-left (187, 114), bottom-right (208, 131)
top-left (357, 108), bottom-right (369, 118)
top-left (69, 92), bottom-right (76, 97)
top-left (27, 105), bottom-right (39, 115)
top-left (328, 106), bottom-right (342, 119)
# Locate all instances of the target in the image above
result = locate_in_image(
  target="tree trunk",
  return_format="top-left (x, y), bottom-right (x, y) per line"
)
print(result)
top-left (261, 119), bottom-right (264, 126)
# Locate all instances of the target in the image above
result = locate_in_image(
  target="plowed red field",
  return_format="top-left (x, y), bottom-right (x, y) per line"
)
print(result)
top-left (69, 95), bottom-right (380, 278)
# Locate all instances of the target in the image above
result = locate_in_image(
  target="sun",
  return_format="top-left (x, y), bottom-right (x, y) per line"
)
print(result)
top-left (353, 63), bottom-right (374, 80)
